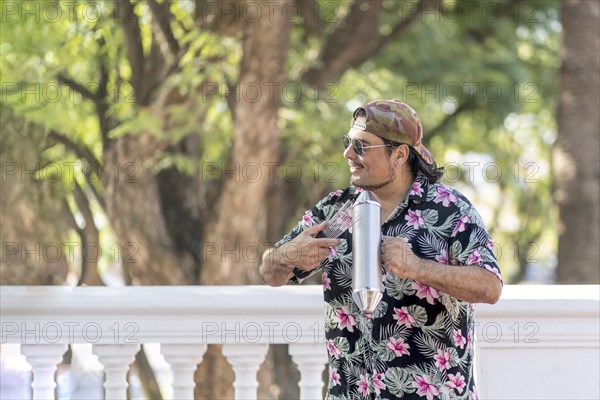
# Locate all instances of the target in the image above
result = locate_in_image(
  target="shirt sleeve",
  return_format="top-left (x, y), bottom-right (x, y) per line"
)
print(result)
top-left (274, 200), bottom-right (328, 285)
top-left (448, 207), bottom-right (503, 284)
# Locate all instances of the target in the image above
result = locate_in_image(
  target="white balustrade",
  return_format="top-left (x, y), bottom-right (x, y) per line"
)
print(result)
top-left (160, 343), bottom-right (207, 400)
top-left (20, 344), bottom-right (68, 400)
top-left (1, 285), bottom-right (599, 400)
top-left (289, 343), bottom-right (328, 400)
top-left (222, 343), bottom-right (268, 400)
top-left (92, 344), bottom-right (140, 400)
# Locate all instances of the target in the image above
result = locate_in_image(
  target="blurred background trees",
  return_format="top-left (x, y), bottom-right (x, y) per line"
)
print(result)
top-left (554, 0), bottom-right (599, 283)
top-left (1, 0), bottom-right (598, 398)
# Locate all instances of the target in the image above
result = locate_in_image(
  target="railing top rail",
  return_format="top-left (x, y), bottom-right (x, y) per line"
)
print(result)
top-left (1, 284), bottom-right (598, 310)
top-left (1, 285), bottom-right (598, 345)
top-left (1, 285), bottom-right (325, 315)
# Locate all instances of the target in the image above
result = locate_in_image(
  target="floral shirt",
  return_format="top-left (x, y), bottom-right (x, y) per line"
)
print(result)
top-left (275, 173), bottom-right (502, 400)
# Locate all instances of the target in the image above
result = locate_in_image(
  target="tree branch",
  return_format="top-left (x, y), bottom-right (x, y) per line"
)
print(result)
top-left (44, 131), bottom-right (106, 209)
top-left (147, 0), bottom-right (180, 56)
top-left (85, 179), bottom-right (106, 213)
top-left (72, 181), bottom-right (103, 286)
top-left (96, 61), bottom-right (113, 149)
top-left (57, 73), bottom-right (95, 101)
top-left (48, 130), bottom-right (102, 168)
top-left (301, 0), bottom-right (384, 87)
top-left (115, 0), bottom-right (146, 104)
top-left (426, 99), bottom-right (474, 142)
top-left (301, 0), bottom-right (441, 88)
top-left (194, 0), bottom-right (245, 36)
top-left (296, 0), bottom-right (322, 36)
top-left (367, 0), bottom-right (434, 60)
top-left (145, 28), bottom-right (167, 101)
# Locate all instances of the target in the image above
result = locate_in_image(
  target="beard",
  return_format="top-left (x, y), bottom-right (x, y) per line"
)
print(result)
top-left (354, 177), bottom-right (394, 191)
top-left (351, 167), bottom-right (397, 191)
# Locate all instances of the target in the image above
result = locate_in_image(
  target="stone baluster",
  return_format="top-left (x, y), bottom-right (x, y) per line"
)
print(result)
top-left (160, 344), bottom-right (207, 400)
top-left (289, 343), bottom-right (328, 400)
top-left (92, 344), bottom-right (140, 400)
top-left (222, 344), bottom-right (268, 400)
top-left (21, 344), bottom-right (68, 400)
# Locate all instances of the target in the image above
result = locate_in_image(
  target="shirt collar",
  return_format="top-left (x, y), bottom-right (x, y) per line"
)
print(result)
top-left (407, 172), bottom-right (431, 204)
top-left (383, 173), bottom-right (430, 223)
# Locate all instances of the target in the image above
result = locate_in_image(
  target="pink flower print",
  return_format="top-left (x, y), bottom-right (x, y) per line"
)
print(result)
top-left (335, 306), bottom-right (357, 332)
top-left (453, 330), bottom-right (466, 349)
top-left (373, 372), bottom-right (386, 394)
top-left (446, 372), bottom-right (466, 394)
top-left (405, 209), bottom-right (426, 229)
top-left (433, 186), bottom-right (457, 207)
top-left (470, 387), bottom-right (479, 400)
top-left (329, 368), bottom-right (341, 386)
top-left (486, 238), bottom-right (495, 250)
top-left (410, 181), bottom-right (424, 196)
top-left (451, 215), bottom-right (470, 237)
top-left (467, 331), bottom-right (474, 348)
top-left (412, 281), bottom-right (440, 305)
top-left (411, 374), bottom-right (440, 400)
top-left (435, 249), bottom-right (449, 264)
top-left (329, 189), bottom-right (344, 197)
top-left (302, 214), bottom-right (314, 227)
top-left (466, 249), bottom-right (482, 265)
top-left (322, 271), bottom-right (331, 291)
top-left (393, 306), bottom-right (417, 328)
top-left (327, 246), bottom-right (337, 262)
top-left (358, 374), bottom-right (370, 396)
top-left (386, 337), bottom-right (410, 357)
top-left (434, 349), bottom-right (452, 370)
top-left (326, 340), bottom-right (341, 358)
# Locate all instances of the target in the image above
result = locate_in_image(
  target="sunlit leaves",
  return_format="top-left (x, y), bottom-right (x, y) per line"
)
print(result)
top-left (1, 0), bottom-right (562, 283)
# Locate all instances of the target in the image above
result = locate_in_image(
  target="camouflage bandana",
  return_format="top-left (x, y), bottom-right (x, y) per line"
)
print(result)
top-left (351, 100), bottom-right (435, 165)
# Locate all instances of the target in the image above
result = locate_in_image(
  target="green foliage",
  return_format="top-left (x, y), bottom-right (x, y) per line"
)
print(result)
top-left (1, 0), bottom-right (561, 283)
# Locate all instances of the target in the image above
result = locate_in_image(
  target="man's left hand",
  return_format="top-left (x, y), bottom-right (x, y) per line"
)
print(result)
top-left (381, 235), bottom-right (420, 279)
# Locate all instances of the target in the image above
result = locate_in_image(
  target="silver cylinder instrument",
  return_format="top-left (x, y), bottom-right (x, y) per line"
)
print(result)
top-left (351, 191), bottom-right (383, 317)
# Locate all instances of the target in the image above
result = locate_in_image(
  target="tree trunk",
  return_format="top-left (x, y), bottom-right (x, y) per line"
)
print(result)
top-left (554, 0), bottom-right (600, 283)
top-left (198, 16), bottom-right (292, 283)
top-left (0, 116), bottom-right (69, 285)
top-left (195, 2), bottom-right (294, 399)
top-left (103, 133), bottom-right (193, 285)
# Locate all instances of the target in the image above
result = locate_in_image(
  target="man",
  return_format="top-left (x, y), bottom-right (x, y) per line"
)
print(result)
top-left (259, 100), bottom-right (502, 400)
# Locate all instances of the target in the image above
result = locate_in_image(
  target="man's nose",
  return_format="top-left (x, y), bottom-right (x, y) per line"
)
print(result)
top-left (343, 142), bottom-right (356, 159)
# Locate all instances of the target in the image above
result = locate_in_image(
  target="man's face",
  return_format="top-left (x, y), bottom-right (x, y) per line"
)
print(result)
top-left (343, 117), bottom-right (396, 191)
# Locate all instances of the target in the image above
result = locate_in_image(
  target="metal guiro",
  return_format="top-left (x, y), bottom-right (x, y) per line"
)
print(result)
top-left (351, 191), bottom-right (383, 317)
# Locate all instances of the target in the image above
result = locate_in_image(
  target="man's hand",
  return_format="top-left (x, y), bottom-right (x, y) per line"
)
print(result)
top-left (381, 235), bottom-right (502, 304)
top-left (279, 222), bottom-right (341, 271)
top-left (381, 235), bottom-right (419, 279)
top-left (259, 221), bottom-right (340, 286)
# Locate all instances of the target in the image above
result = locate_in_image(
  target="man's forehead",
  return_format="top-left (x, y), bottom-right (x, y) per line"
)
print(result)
top-left (347, 126), bottom-right (381, 141)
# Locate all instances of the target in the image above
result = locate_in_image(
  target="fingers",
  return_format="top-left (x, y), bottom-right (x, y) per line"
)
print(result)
top-left (302, 221), bottom-right (328, 236)
top-left (303, 222), bottom-right (340, 246)
top-left (316, 238), bottom-right (341, 247)
top-left (300, 245), bottom-right (331, 270)
top-left (383, 236), bottom-right (411, 248)
top-left (282, 224), bottom-right (342, 270)
top-left (383, 235), bottom-right (409, 242)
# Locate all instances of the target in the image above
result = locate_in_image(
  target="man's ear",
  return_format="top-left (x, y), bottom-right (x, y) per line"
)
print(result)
top-left (394, 144), bottom-right (410, 164)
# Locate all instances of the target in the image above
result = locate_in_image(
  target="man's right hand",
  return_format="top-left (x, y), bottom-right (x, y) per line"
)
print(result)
top-left (277, 221), bottom-right (341, 271)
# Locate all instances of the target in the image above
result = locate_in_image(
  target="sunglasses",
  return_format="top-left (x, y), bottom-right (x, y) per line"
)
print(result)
top-left (342, 135), bottom-right (392, 156)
